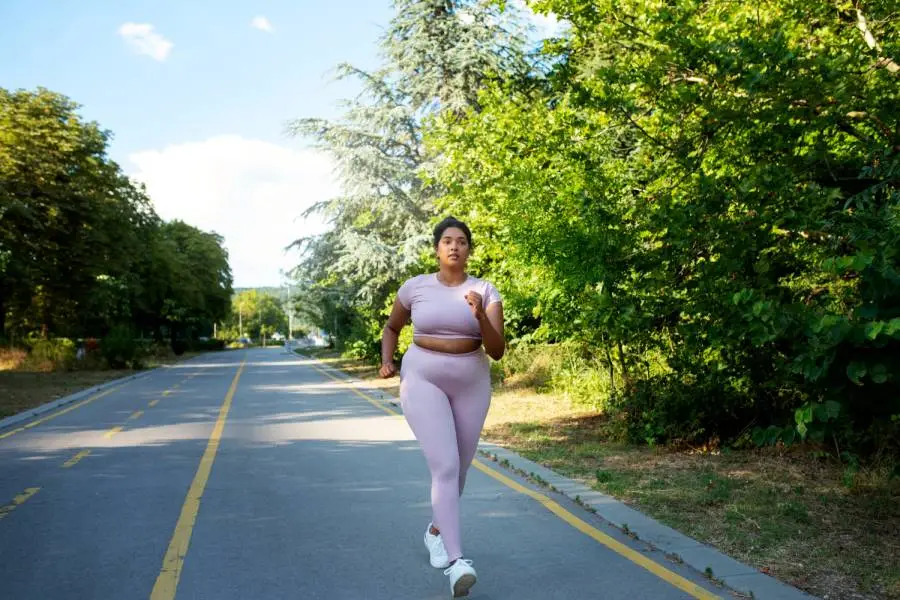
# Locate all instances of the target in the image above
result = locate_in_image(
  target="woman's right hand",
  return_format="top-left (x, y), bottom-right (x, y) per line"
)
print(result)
top-left (379, 362), bottom-right (397, 378)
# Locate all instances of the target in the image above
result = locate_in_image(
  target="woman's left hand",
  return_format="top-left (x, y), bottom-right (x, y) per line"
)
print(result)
top-left (465, 291), bottom-right (486, 322)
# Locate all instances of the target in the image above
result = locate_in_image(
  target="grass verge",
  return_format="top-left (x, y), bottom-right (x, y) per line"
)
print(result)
top-left (0, 348), bottom-right (207, 420)
top-left (305, 348), bottom-right (899, 600)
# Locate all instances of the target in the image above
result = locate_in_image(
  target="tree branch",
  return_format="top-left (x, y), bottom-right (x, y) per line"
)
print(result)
top-left (856, 10), bottom-right (900, 76)
top-left (617, 107), bottom-right (677, 153)
top-left (845, 110), bottom-right (894, 140)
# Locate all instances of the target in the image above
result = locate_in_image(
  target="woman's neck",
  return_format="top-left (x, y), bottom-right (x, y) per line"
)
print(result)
top-left (437, 266), bottom-right (467, 286)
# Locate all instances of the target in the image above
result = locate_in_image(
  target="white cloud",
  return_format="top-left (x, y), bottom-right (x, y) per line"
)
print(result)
top-left (129, 136), bottom-right (338, 287)
top-left (513, 0), bottom-right (568, 39)
top-left (457, 10), bottom-right (476, 25)
top-left (250, 15), bottom-right (274, 33)
top-left (118, 22), bottom-right (174, 61)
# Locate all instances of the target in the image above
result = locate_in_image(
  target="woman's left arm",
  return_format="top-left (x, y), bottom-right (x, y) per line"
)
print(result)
top-left (478, 303), bottom-right (505, 360)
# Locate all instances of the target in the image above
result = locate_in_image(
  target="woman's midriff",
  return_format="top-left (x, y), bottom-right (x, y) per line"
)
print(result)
top-left (413, 336), bottom-right (482, 355)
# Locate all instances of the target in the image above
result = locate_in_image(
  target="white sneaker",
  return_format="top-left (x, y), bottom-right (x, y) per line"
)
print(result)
top-left (424, 522), bottom-right (450, 568)
top-left (444, 559), bottom-right (477, 597)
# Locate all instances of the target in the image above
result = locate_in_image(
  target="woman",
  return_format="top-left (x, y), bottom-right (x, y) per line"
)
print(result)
top-left (380, 216), bottom-right (505, 597)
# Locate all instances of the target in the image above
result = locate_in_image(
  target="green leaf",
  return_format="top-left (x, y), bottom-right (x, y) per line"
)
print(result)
top-left (795, 404), bottom-right (814, 438)
top-left (864, 321), bottom-right (885, 341)
top-left (852, 252), bottom-right (874, 271)
top-left (847, 361), bottom-right (867, 385)
top-left (870, 364), bottom-right (889, 384)
top-left (752, 301), bottom-right (764, 317)
top-left (782, 427), bottom-right (797, 446)
top-left (886, 318), bottom-right (900, 338)
top-left (751, 427), bottom-right (768, 447)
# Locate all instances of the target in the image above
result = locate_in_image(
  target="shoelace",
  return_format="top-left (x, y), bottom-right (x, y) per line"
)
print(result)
top-left (444, 559), bottom-right (474, 576)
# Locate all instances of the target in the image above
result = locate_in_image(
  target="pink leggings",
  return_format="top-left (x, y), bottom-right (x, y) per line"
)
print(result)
top-left (400, 343), bottom-right (492, 562)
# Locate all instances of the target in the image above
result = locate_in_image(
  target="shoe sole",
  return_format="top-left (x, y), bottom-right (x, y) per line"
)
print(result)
top-left (452, 573), bottom-right (476, 597)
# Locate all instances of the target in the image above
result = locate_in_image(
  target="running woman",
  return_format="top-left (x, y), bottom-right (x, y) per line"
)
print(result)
top-left (380, 216), bottom-right (506, 597)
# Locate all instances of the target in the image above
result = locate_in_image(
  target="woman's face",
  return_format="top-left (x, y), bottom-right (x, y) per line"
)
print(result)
top-left (436, 226), bottom-right (470, 269)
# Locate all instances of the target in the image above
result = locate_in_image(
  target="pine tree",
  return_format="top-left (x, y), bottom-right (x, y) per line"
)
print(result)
top-left (286, 0), bottom-right (529, 348)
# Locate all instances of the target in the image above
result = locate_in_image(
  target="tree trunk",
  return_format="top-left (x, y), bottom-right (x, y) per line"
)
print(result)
top-left (0, 291), bottom-right (6, 341)
top-left (602, 334), bottom-right (617, 398)
top-left (617, 338), bottom-right (631, 391)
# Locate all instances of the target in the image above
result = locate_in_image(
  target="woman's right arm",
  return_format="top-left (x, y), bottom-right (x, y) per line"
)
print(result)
top-left (380, 298), bottom-right (410, 378)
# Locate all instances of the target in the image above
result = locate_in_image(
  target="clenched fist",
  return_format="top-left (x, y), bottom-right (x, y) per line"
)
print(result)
top-left (379, 362), bottom-right (398, 378)
top-left (465, 291), bottom-right (486, 322)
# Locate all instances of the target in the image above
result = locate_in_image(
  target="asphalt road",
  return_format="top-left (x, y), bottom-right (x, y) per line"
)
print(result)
top-left (0, 349), bottom-right (730, 599)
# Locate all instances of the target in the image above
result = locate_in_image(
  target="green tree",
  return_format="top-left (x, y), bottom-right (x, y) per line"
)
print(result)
top-left (0, 87), bottom-right (155, 340)
top-left (223, 290), bottom-right (288, 343)
top-left (287, 0), bottom-right (530, 357)
top-left (1, 87), bottom-right (233, 349)
top-left (433, 0), bottom-right (899, 450)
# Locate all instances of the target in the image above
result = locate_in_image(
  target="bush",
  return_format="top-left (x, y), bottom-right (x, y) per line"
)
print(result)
top-left (188, 339), bottom-right (226, 352)
top-left (102, 326), bottom-right (140, 369)
top-left (171, 339), bottom-right (188, 356)
top-left (146, 341), bottom-right (172, 359)
top-left (29, 338), bottom-right (77, 371)
top-left (611, 371), bottom-right (754, 447)
top-left (496, 342), bottom-right (571, 390)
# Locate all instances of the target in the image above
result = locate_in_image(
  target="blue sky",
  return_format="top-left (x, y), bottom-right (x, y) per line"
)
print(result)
top-left (0, 1), bottom-right (560, 288)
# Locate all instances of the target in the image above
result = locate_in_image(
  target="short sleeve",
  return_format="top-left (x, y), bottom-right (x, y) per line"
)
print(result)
top-left (397, 278), bottom-right (414, 310)
top-left (483, 282), bottom-right (502, 308)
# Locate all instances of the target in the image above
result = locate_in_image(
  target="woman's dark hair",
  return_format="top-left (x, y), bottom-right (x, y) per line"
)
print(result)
top-left (433, 216), bottom-right (473, 248)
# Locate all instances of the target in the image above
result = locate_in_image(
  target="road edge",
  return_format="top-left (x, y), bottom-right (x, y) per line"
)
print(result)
top-left (303, 353), bottom-right (819, 600)
top-left (0, 352), bottom-right (212, 435)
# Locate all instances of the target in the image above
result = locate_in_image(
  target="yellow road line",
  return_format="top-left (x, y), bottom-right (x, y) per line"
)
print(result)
top-left (469, 460), bottom-right (720, 598)
top-left (0, 385), bottom-right (125, 441)
top-left (0, 487), bottom-right (40, 521)
top-left (62, 449), bottom-right (92, 468)
top-left (309, 360), bottom-right (721, 600)
top-left (104, 426), bottom-right (124, 439)
top-left (150, 360), bottom-right (246, 600)
top-left (309, 364), bottom-right (398, 417)
top-left (149, 399), bottom-right (160, 408)
top-left (128, 410), bottom-right (144, 421)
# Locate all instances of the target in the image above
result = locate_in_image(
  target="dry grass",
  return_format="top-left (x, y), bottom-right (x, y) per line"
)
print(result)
top-left (484, 410), bottom-right (899, 600)
top-left (0, 370), bottom-right (133, 419)
top-left (0, 347), bottom-right (207, 420)
top-left (310, 349), bottom-right (900, 600)
top-left (0, 347), bottom-right (28, 371)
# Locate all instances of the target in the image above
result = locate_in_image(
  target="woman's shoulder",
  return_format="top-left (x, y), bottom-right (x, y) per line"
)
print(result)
top-left (467, 275), bottom-right (502, 301)
top-left (399, 273), bottom-right (437, 295)
top-left (402, 273), bottom-right (434, 287)
top-left (466, 274), bottom-right (496, 289)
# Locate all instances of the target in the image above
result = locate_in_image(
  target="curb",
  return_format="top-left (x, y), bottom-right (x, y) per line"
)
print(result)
top-left (0, 353), bottom-right (209, 435)
top-left (303, 353), bottom-right (818, 600)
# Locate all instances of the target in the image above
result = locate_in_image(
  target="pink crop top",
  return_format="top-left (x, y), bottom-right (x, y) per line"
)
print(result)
top-left (397, 274), bottom-right (502, 340)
